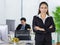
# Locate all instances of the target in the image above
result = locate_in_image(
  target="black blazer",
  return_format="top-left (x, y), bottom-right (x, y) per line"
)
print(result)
top-left (16, 24), bottom-right (31, 30)
top-left (32, 16), bottom-right (56, 34)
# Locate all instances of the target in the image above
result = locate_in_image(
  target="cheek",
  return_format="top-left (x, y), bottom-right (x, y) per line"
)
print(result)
top-left (42, 9), bottom-right (48, 12)
top-left (45, 9), bottom-right (48, 11)
top-left (40, 8), bottom-right (43, 12)
top-left (21, 22), bottom-right (23, 24)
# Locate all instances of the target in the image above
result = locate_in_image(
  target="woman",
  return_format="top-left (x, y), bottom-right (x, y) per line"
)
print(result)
top-left (32, 2), bottom-right (55, 45)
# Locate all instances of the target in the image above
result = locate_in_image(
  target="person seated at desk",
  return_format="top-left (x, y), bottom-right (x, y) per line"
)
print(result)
top-left (15, 17), bottom-right (31, 40)
top-left (16, 17), bottom-right (31, 30)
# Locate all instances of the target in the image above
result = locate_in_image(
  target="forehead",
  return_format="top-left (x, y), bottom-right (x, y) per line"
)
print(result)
top-left (40, 4), bottom-right (47, 7)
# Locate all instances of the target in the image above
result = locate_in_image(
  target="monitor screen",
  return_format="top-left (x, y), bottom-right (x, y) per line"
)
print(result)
top-left (6, 20), bottom-right (15, 32)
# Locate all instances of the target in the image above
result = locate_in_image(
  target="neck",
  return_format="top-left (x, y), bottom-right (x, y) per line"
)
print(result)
top-left (40, 13), bottom-right (46, 20)
top-left (22, 23), bottom-right (26, 26)
top-left (40, 13), bottom-right (46, 16)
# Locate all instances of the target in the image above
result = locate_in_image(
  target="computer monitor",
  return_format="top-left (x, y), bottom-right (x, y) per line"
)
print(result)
top-left (0, 25), bottom-right (8, 42)
top-left (6, 20), bottom-right (15, 32)
top-left (6, 19), bottom-right (15, 33)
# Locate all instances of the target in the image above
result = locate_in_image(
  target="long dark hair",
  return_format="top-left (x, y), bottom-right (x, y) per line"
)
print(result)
top-left (38, 2), bottom-right (49, 16)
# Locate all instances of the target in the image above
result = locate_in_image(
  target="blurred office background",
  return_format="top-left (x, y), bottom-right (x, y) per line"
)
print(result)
top-left (0, 0), bottom-right (60, 45)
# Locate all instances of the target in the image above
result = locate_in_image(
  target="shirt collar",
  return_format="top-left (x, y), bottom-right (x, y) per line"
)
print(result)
top-left (38, 14), bottom-right (49, 19)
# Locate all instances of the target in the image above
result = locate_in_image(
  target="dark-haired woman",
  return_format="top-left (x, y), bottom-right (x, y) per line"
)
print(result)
top-left (32, 2), bottom-right (56, 45)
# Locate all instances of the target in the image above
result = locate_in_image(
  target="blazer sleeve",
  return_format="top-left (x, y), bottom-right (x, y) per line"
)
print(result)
top-left (44, 17), bottom-right (56, 33)
top-left (27, 24), bottom-right (31, 29)
top-left (32, 16), bottom-right (36, 32)
top-left (32, 16), bottom-right (43, 33)
top-left (16, 24), bottom-right (21, 30)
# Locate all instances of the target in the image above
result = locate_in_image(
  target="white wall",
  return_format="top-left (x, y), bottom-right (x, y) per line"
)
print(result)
top-left (23, 0), bottom-right (39, 28)
top-left (0, 0), bottom-right (21, 28)
top-left (5, 0), bottom-right (21, 28)
top-left (0, 0), bottom-right (5, 24)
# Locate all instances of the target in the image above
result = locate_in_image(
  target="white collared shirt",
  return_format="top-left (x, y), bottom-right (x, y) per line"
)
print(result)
top-left (37, 14), bottom-right (49, 24)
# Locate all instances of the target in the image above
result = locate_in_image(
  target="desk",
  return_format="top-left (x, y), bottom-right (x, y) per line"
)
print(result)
top-left (0, 40), bottom-right (35, 45)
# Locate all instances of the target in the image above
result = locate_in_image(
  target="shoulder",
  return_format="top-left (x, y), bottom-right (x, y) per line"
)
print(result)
top-left (33, 15), bottom-right (37, 18)
top-left (47, 16), bottom-right (54, 21)
top-left (33, 15), bottom-right (39, 19)
top-left (18, 24), bottom-right (22, 26)
top-left (48, 16), bottom-right (53, 19)
top-left (26, 24), bottom-right (30, 26)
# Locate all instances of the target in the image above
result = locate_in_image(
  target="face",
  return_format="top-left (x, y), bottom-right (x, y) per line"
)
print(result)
top-left (40, 4), bottom-right (48, 14)
top-left (21, 20), bottom-right (26, 25)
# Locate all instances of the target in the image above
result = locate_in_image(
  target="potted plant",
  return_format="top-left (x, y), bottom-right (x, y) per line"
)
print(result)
top-left (52, 6), bottom-right (60, 45)
top-left (12, 38), bottom-right (19, 45)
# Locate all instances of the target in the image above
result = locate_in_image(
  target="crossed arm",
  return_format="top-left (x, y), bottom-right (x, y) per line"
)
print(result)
top-left (34, 25), bottom-right (53, 31)
top-left (33, 16), bottom-right (55, 33)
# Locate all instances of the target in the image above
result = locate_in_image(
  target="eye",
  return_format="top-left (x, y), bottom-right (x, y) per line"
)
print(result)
top-left (41, 7), bottom-right (43, 9)
top-left (45, 7), bottom-right (47, 9)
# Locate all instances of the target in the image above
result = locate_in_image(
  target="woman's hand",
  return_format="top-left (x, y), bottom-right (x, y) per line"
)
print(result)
top-left (34, 26), bottom-right (45, 31)
top-left (49, 25), bottom-right (53, 29)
